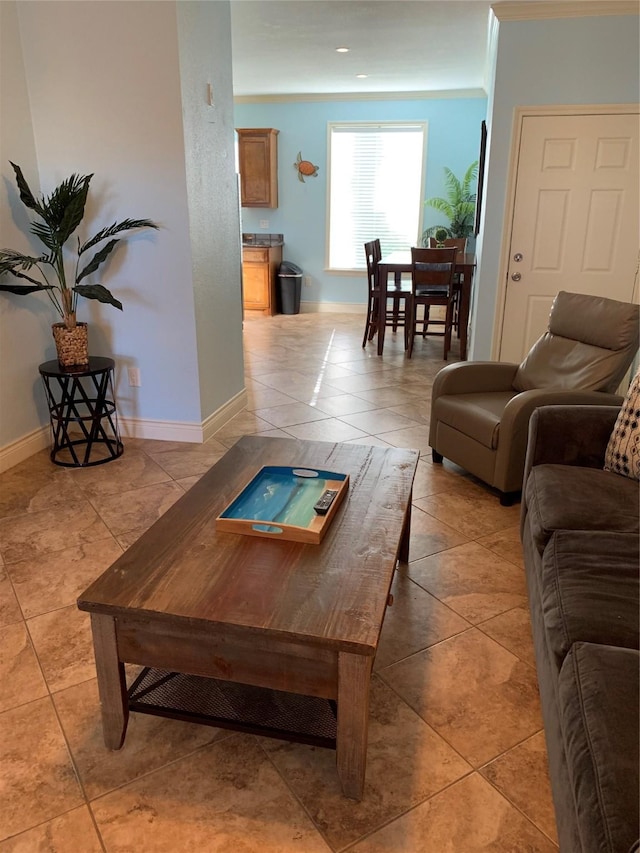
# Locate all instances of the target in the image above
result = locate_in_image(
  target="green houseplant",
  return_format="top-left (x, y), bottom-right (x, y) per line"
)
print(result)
top-left (421, 161), bottom-right (478, 246)
top-left (0, 162), bottom-right (158, 366)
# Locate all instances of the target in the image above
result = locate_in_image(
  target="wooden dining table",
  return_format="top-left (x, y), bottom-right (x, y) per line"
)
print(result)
top-left (377, 250), bottom-right (477, 359)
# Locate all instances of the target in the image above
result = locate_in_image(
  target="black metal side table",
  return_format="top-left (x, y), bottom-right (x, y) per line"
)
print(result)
top-left (39, 357), bottom-right (124, 467)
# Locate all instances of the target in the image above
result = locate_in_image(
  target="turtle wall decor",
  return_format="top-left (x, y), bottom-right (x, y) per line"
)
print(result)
top-left (294, 151), bottom-right (319, 183)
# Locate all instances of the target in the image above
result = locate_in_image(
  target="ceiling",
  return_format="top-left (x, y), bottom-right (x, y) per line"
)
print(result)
top-left (230, 1), bottom-right (494, 98)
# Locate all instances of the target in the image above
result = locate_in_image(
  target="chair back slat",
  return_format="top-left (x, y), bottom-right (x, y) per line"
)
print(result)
top-left (364, 238), bottom-right (381, 293)
top-left (411, 247), bottom-right (456, 293)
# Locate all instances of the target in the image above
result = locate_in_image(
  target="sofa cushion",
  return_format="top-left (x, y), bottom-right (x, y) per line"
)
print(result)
top-left (558, 643), bottom-right (639, 853)
top-left (524, 464), bottom-right (639, 553)
top-left (604, 370), bottom-right (640, 480)
top-left (432, 391), bottom-right (518, 449)
top-left (540, 530), bottom-right (639, 672)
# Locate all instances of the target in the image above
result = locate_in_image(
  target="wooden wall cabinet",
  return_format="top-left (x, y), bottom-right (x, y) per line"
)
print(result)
top-left (236, 128), bottom-right (278, 208)
top-left (242, 245), bottom-right (283, 315)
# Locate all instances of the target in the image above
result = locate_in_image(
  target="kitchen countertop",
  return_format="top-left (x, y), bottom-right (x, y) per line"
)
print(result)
top-left (242, 232), bottom-right (284, 247)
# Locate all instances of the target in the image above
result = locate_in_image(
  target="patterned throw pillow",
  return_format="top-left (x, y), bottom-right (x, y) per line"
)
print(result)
top-left (604, 371), bottom-right (640, 479)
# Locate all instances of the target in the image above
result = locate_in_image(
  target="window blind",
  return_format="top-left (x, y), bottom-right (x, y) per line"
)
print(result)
top-left (328, 123), bottom-right (426, 270)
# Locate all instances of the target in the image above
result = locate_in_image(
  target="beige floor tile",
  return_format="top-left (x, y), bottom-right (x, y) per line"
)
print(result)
top-left (415, 490), bottom-right (521, 539)
top-left (91, 734), bottom-right (331, 852)
top-left (339, 408), bottom-right (422, 435)
top-left (87, 481), bottom-right (185, 536)
top-left (0, 805), bottom-right (102, 852)
top-left (406, 542), bottom-right (528, 623)
top-left (343, 435), bottom-right (395, 448)
top-left (145, 440), bottom-right (227, 479)
top-left (411, 457), bottom-right (476, 500)
top-left (262, 676), bottom-right (471, 850)
top-left (211, 411), bottom-right (276, 443)
top-left (283, 418), bottom-right (369, 443)
top-left (0, 570), bottom-right (22, 628)
top-left (245, 385), bottom-right (298, 410)
top-left (353, 386), bottom-right (423, 408)
top-left (351, 773), bottom-right (558, 852)
top-left (479, 605), bottom-right (536, 667)
top-left (254, 401), bottom-right (331, 428)
top-left (381, 628), bottom-right (542, 766)
top-left (326, 372), bottom-right (405, 394)
top-left (374, 572), bottom-right (469, 670)
top-left (481, 731), bottom-right (559, 845)
top-left (387, 398), bottom-right (433, 424)
top-left (27, 606), bottom-right (95, 693)
top-left (0, 453), bottom-right (79, 521)
top-left (376, 424), bottom-right (432, 453)
top-left (8, 538), bottom-right (122, 619)
top-left (406, 505), bottom-right (469, 562)
top-left (310, 394), bottom-right (380, 418)
top-left (477, 524), bottom-right (525, 569)
top-left (0, 697), bottom-right (84, 840)
top-left (65, 449), bottom-right (171, 498)
top-left (0, 501), bottom-right (112, 565)
top-left (53, 678), bottom-right (230, 799)
top-left (0, 623), bottom-right (48, 712)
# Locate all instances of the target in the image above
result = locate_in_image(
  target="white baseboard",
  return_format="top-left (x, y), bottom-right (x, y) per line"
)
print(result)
top-left (300, 301), bottom-right (366, 314)
top-left (202, 388), bottom-right (247, 443)
top-left (0, 389), bottom-right (249, 471)
top-left (0, 425), bottom-right (51, 473)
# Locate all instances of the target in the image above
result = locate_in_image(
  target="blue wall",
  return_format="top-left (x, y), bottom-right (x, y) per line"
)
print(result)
top-left (234, 96), bottom-right (486, 306)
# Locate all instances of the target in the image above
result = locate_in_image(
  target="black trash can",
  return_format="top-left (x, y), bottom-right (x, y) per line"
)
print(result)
top-left (278, 261), bottom-right (303, 314)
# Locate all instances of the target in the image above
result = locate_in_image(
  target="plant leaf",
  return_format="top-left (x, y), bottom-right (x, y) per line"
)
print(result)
top-left (76, 239), bottom-right (119, 283)
top-left (9, 162), bottom-right (45, 216)
top-left (79, 219), bottom-right (158, 255)
top-left (0, 270), bottom-right (52, 292)
top-left (73, 283), bottom-right (123, 310)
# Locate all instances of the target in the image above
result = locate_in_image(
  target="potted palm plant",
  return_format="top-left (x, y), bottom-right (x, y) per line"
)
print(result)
top-left (421, 161), bottom-right (478, 246)
top-left (0, 162), bottom-right (158, 367)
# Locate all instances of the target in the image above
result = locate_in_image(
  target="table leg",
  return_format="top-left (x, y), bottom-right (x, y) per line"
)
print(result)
top-left (90, 613), bottom-right (129, 749)
top-left (336, 652), bottom-right (373, 800)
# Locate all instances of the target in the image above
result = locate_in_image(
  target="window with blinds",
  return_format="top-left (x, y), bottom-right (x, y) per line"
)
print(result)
top-left (327, 122), bottom-right (426, 271)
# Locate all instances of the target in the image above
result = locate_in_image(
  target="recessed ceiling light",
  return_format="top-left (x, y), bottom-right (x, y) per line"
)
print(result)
top-left (356, 74), bottom-right (368, 79)
top-left (336, 47), bottom-right (349, 53)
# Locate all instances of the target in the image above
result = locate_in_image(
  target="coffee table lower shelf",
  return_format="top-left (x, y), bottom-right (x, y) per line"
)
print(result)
top-left (128, 667), bottom-right (338, 749)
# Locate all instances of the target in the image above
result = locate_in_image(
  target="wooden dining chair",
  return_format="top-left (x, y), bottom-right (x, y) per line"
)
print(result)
top-left (362, 239), bottom-right (411, 348)
top-left (407, 247), bottom-right (457, 359)
top-left (427, 237), bottom-right (467, 336)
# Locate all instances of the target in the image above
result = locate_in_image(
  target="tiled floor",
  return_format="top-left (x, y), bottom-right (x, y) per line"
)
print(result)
top-left (0, 313), bottom-right (558, 852)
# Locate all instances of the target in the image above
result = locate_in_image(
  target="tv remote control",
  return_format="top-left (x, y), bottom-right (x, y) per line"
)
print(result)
top-left (313, 489), bottom-right (339, 515)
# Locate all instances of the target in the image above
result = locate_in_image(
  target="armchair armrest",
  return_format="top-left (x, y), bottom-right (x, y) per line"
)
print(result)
top-left (432, 362), bottom-right (519, 398)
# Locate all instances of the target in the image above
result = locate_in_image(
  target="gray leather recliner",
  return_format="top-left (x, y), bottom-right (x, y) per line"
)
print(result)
top-left (429, 290), bottom-right (640, 503)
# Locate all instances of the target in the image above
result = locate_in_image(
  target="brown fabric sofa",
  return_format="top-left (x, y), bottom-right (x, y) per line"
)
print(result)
top-left (429, 291), bottom-right (640, 504)
top-left (521, 405), bottom-right (639, 853)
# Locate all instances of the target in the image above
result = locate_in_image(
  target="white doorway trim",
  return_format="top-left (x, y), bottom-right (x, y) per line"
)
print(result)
top-left (491, 102), bottom-right (640, 360)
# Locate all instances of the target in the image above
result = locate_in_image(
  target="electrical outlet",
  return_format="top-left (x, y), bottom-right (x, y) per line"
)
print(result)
top-left (304, 276), bottom-right (312, 287)
top-left (259, 219), bottom-right (269, 229)
top-left (128, 368), bottom-right (141, 387)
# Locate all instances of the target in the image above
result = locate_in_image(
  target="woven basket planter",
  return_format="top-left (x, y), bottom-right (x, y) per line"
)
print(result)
top-left (52, 322), bottom-right (89, 368)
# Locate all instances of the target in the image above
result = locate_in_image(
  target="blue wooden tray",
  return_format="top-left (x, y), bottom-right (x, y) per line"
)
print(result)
top-left (216, 466), bottom-right (349, 544)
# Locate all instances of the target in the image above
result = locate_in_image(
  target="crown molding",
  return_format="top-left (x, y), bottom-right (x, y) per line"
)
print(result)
top-left (492, 1), bottom-right (639, 21)
top-left (234, 88), bottom-right (487, 104)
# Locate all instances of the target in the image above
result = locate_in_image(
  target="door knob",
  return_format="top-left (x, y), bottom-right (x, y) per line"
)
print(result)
top-left (511, 272), bottom-right (522, 281)
top-left (513, 253), bottom-right (523, 262)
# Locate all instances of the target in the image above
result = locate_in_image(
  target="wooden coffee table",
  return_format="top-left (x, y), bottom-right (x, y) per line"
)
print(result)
top-left (78, 435), bottom-right (418, 799)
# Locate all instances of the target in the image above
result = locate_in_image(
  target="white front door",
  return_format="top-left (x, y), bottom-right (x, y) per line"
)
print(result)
top-left (499, 111), bottom-right (639, 362)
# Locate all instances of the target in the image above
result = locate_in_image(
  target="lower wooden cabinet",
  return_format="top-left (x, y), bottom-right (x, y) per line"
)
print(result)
top-left (242, 245), bottom-right (283, 315)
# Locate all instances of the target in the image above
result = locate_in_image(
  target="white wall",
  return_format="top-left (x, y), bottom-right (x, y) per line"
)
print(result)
top-left (176, 1), bottom-right (245, 421)
top-left (473, 12), bottom-right (640, 359)
top-left (0, 0), bottom-right (244, 465)
top-left (0, 1), bottom-right (51, 451)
